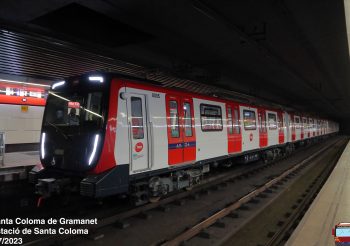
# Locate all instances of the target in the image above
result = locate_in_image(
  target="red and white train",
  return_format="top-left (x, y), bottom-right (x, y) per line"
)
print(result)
top-left (30, 73), bottom-right (339, 204)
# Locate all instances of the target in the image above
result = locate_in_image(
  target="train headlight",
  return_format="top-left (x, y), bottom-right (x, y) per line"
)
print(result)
top-left (52, 81), bottom-right (65, 90)
top-left (88, 76), bottom-right (104, 83)
top-left (88, 134), bottom-right (100, 165)
top-left (41, 132), bottom-right (46, 159)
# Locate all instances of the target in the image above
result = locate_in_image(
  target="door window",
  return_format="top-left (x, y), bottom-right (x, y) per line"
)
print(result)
top-left (234, 109), bottom-right (241, 134)
top-left (131, 97), bottom-right (144, 139)
top-left (227, 107), bottom-right (233, 134)
top-left (169, 101), bottom-right (180, 137)
top-left (183, 102), bottom-right (193, 137)
top-left (268, 113), bottom-right (277, 130)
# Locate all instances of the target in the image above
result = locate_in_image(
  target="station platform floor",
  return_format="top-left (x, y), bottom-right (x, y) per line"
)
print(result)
top-left (286, 140), bottom-right (350, 246)
top-left (1, 151), bottom-right (39, 169)
top-left (0, 151), bottom-right (38, 182)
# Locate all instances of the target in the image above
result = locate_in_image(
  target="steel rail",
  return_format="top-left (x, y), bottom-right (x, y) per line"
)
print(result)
top-left (263, 138), bottom-right (347, 246)
top-left (163, 137), bottom-right (342, 246)
top-left (22, 155), bottom-right (273, 245)
top-left (22, 137), bottom-right (337, 246)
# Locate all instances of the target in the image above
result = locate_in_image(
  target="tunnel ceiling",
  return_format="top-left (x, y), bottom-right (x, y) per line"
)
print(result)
top-left (0, 0), bottom-right (349, 121)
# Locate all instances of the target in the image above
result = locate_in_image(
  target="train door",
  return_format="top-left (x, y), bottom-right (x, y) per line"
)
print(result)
top-left (127, 94), bottom-right (149, 172)
top-left (166, 95), bottom-right (196, 165)
top-left (258, 108), bottom-right (267, 147)
top-left (266, 111), bottom-right (278, 146)
top-left (227, 103), bottom-right (242, 153)
top-left (277, 112), bottom-right (284, 144)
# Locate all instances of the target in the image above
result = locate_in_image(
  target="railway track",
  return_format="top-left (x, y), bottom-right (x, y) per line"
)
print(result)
top-left (164, 137), bottom-right (347, 246)
top-left (20, 136), bottom-right (342, 246)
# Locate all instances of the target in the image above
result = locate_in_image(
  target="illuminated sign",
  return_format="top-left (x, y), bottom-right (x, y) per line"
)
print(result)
top-left (0, 81), bottom-right (47, 106)
top-left (68, 102), bottom-right (80, 108)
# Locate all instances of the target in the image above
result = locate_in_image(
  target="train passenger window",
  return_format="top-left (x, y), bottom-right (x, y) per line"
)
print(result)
top-left (227, 107), bottom-right (233, 134)
top-left (183, 102), bottom-right (193, 137)
top-left (169, 101), bottom-right (180, 137)
top-left (234, 109), bottom-right (241, 134)
top-left (200, 104), bottom-right (223, 131)
top-left (131, 97), bottom-right (144, 139)
top-left (268, 113), bottom-right (277, 130)
top-left (243, 110), bottom-right (256, 130)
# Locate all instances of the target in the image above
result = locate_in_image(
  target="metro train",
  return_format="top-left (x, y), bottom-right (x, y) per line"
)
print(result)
top-left (30, 72), bottom-right (339, 204)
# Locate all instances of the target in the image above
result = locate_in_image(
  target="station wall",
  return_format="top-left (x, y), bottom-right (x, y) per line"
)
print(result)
top-left (0, 104), bottom-right (44, 145)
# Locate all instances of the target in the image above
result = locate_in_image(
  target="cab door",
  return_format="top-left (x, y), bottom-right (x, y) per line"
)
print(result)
top-left (227, 103), bottom-right (242, 153)
top-left (258, 108), bottom-right (267, 147)
top-left (127, 94), bottom-right (149, 172)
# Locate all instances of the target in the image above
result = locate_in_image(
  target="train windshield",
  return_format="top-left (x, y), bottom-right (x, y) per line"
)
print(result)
top-left (43, 90), bottom-right (104, 132)
top-left (44, 91), bottom-right (103, 131)
top-left (40, 78), bottom-right (109, 171)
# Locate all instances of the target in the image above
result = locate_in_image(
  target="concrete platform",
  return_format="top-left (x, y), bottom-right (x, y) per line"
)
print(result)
top-left (1, 151), bottom-right (39, 169)
top-left (286, 140), bottom-right (350, 246)
top-left (0, 151), bottom-right (38, 182)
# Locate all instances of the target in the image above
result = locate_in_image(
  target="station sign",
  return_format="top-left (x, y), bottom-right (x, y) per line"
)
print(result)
top-left (0, 81), bottom-right (48, 106)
